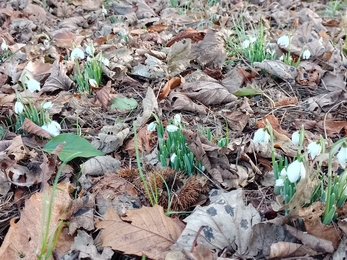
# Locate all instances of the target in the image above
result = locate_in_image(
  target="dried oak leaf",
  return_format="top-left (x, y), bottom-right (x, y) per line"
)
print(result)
top-left (96, 205), bottom-right (185, 260)
top-left (159, 77), bottom-right (181, 100)
top-left (42, 59), bottom-right (73, 92)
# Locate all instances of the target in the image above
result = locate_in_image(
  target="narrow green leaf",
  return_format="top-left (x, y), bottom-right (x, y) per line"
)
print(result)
top-left (233, 87), bottom-right (264, 97)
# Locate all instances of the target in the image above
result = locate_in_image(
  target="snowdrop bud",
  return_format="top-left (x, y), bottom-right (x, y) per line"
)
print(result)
top-left (275, 178), bottom-right (284, 187)
top-left (102, 5), bottom-right (108, 15)
top-left (253, 128), bottom-right (270, 144)
top-left (41, 121), bottom-right (61, 137)
top-left (71, 48), bottom-right (85, 60)
top-left (287, 160), bottom-right (306, 183)
top-left (292, 131), bottom-right (300, 145)
top-left (14, 101), bottom-right (24, 114)
top-left (26, 79), bottom-right (40, 92)
top-left (42, 101), bottom-right (53, 110)
top-left (337, 146), bottom-right (347, 168)
top-left (166, 125), bottom-right (178, 132)
top-left (101, 57), bottom-right (109, 66)
top-left (302, 49), bottom-right (311, 59)
top-left (307, 142), bottom-right (321, 159)
top-left (277, 35), bottom-right (290, 48)
top-left (280, 168), bottom-right (287, 178)
top-left (1, 38), bottom-right (8, 51)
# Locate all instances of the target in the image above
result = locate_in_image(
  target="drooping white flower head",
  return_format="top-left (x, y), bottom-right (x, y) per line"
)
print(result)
top-left (71, 48), bottom-right (85, 60)
top-left (242, 39), bottom-right (250, 49)
top-left (280, 168), bottom-right (287, 178)
top-left (166, 125), bottom-right (179, 132)
top-left (170, 153), bottom-right (177, 163)
top-left (89, 79), bottom-right (98, 88)
top-left (337, 146), bottom-right (347, 168)
top-left (275, 178), bottom-right (284, 187)
top-left (307, 142), bottom-right (321, 159)
top-left (173, 114), bottom-right (181, 126)
top-left (287, 160), bottom-right (306, 183)
top-left (302, 49), bottom-right (311, 59)
top-left (1, 38), bottom-right (8, 51)
top-left (277, 35), bottom-right (290, 48)
top-left (147, 122), bottom-right (157, 131)
top-left (42, 101), bottom-right (53, 110)
top-left (14, 101), bottom-right (24, 114)
top-left (291, 131), bottom-right (300, 145)
top-left (253, 128), bottom-right (270, 144)
top-left (26, 78), bottom-right (40, 93)
top-left (41, 121), bottom-right (61, 137)
top-left (102, 5), bottom-right (108, 15)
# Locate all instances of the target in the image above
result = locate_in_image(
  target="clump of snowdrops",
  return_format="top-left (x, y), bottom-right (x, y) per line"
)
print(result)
top-left (71, 42), bottom-right (109, 94)
top-left (148, 114), bottom-right (204, 176)
top-left (253, 121), bottom-right (347, 224)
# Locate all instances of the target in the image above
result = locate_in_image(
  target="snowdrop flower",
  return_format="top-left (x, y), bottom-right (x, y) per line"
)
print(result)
top-left (71, 48), bottom-right (85, 60)
top-left (287, 160), bottom-right (306, 183)
top-left (307, 142), bottom-right (321, 159)
top-left (253, 128), bottom-right (270, 144)
top-left (26, 79), bottom-right (40, 92)
top-left (147, 122), bottom-right (157, 131)
top-left (280, 168), bottom-right (287, 178)
top-left (173, 114), bottom-right (181, 126)
top-left (337, 145), bottom-right (347, 168)
top-left (302, 49), bottom-right (311, 59)
top-left (275, 178), bottom-right (284, 187)
top-left (277, 35), bottom-right (290, 48)
top-left (242, 39), bottom-right (250, 49)
top-left (1, 38), bottom-right (8, 51)
top-left (14, 101), bottom-right (24, 114)
top-left (170, 153), bottom-right (177, 163)
top-left (102, 5), bottom-right (108, 15)
top-left (291, 131), bottom-right (300, 145)
top-left (41, 121), bottom-right (61, 137)
top-left (86, 44), bottom-right (95, 56)
top-left (166, 125), bottom-right (178, 132)
top-left (42, 101), bottom-right (53, 110)
top-left (89, 79), bottom-right (98, 88)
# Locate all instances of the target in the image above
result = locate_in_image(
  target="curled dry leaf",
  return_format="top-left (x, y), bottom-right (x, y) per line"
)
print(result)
top-left (21, 118), bottom-right (52, 139)
top-left (42, 59), bottom-right (74, 92)
top-left (169, 92), bottom-right (207, 114)
top-left (124, 125), bottom-right (157, 157)
top-left (256, 114), bottom-right (290, 137)
top-left (274, 96), bottom-right (298, 107)
top-left (167, 39), bottom-right (192, 76)
top-left (81, 155), bottom-right (121, 177)
top-left (158, 77), bottom-right (181, 100)
top-left (167, 28), bottom-right (205, 47)
top-left (95, 80), bottom-right (111, 110)
top-left (136, 87), bottom-right (159, 127)
top-left (5, 135), bottom-right (28, 161)
top-left (181, 81), bottom-right (237, 106)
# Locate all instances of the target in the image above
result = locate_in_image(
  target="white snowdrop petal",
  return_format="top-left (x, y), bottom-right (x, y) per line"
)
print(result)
top-left (1, 39), bottom-right (8, 51)
top-left (302, 49), bottom-right (311, 59)
top-left (173, 114), bottom-right (181, 126)
top-left (41, 121), bottom-right (61, 137)
top-left (86, 45), bottom-right (95, 56)
top-left (307, 142), bottom-right (321, 159)
top-left (337, 147), bottom-right (347, 168)
top-left (253, 128), bottom-right (270, 144)
top-left (287, 160), bottom-right (301, 183)
top-left (242, 39), bottom-right (250, 49)
top-left (277, 35), bottom-right (290, 48)
top-left (280, 168), bottom-right (287, 177)
top-left (89, 79), bottom-right (98, 87)
top-left (14, 101), bottom-right (24, 114)
top-left (71, 48), bottom-right (85, 60)
top-left (42, 101), bottom-right (53, 110)
top-left (27, 79), bottom-right (41, 93)
top-left (170, 153), bottom-right (177, 163)
top-left (275, 178), bottom-right (284, 187)
top-left (166, 125), bottom-right (178, 132)
top-left (147, 122), bottom-right (157, 131)
top-left (291, 131), bottom-right (300, 145)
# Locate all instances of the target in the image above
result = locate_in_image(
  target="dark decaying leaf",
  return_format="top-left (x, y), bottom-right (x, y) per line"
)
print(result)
top-left (95, 80), bottom-right (111, 110)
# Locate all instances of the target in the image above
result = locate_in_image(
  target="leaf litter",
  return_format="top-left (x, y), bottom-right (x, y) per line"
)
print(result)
top-left (1, 0), bottom-right (347, 259)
